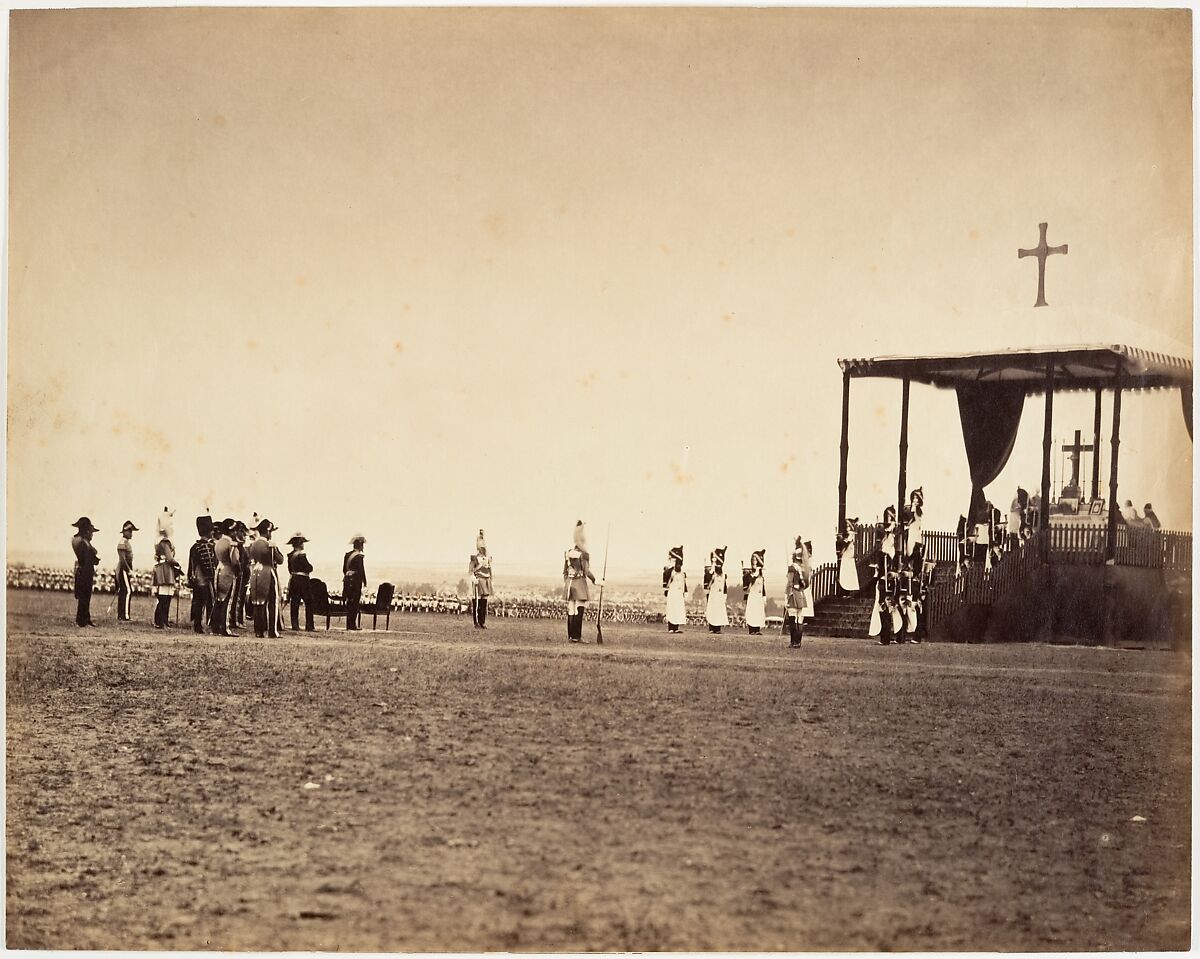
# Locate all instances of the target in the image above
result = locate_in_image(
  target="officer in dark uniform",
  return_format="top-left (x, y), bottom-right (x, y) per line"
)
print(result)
top-left (287, 533), bottom-right (315, 631)
top-left (233, 520), bottom-right (250, 627)
top-left (186, 515), bottom-right (218, 634)
top-left (71, 517), bottom-right (100, 627)
top-left (343, 536), bottom-right (367, 631)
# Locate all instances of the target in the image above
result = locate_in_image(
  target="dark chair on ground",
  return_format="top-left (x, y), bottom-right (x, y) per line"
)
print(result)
top-left (309, 578), bottom-right (348, 630)
top-left (359, 582), bottom-right (395, 631)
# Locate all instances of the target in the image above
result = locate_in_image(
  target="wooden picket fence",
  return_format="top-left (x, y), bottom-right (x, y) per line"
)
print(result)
top-left (923, 526), bottom-right (1192, 631)
top-left (809, 561), bottom-right (839, 606)
top-left (922, 530), bottom-right (959, 564)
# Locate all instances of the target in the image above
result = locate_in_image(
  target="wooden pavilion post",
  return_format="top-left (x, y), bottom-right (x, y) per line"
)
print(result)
top-left (837, 370), bottom-right (850, 537)
top-left (1106, 365), bottom-right (1123, 562)
top-left (896, 377), bottom-right (910, 552)
top-left (1091, 388), bottom-right (1103, 501)
top-left (1040, 362), bottom-right (1055, 559)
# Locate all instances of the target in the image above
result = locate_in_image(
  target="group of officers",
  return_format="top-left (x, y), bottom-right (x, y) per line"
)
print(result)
top-left (69, 510), bottom-right (370, 637)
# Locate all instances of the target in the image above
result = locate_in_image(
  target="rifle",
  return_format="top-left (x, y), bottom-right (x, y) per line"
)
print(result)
top-left (595, 523), bottom-right (610, 644)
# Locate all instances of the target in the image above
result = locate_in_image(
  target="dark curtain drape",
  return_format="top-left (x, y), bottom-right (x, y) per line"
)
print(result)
top-left (956, 383), bottom-right (1028, 524)
top-left (1182, 386), bottom-right (1193, 441)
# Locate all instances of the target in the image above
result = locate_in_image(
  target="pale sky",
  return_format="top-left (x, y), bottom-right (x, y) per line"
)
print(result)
top-left (7, 8), bottom-right (1193, 576)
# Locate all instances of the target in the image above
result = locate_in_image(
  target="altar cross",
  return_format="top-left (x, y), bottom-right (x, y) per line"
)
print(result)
top-left (1018, 221), bottom-right (1068, 308)
top-left (1061, 429), bottom-right (1094, 494)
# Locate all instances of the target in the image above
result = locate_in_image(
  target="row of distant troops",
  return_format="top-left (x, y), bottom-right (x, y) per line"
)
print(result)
top-left (69, 510), bottom-right (369, 637)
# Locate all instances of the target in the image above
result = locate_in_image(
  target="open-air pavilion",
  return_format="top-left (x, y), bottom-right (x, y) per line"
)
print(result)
top-left (806, 344), bottom-right (1192, 646)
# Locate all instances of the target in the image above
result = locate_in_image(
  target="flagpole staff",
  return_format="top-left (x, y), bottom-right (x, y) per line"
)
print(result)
top-left (596, 522), bottom-right (611, 644)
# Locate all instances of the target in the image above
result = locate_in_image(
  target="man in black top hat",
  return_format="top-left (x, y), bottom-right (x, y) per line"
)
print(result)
top-left (116, 520), bottom-right (138, 622)
top-left (287, 533), bottom-right (315, 631)
top-left (71, 517), bottom-right (100, 627)
top-left (187, 515), bottom-right (218, 634)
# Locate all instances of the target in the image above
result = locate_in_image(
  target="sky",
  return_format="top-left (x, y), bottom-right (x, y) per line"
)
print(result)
top-left (6, 7), bottom-right (1193, 579)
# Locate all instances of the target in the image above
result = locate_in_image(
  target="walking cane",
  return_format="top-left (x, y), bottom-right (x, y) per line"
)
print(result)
top-left (596, 523), bottom-right (610, 644)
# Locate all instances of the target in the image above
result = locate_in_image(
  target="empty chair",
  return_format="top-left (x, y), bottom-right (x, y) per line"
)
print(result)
top-left (359, 582), bottom-right (395, 631)
top-left (309, 577), bottom-right (348, 630)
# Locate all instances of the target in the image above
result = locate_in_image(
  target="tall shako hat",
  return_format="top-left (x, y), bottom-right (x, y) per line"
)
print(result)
top-left (121, 520), bottom-right (139, 533)
top-left (196, 514), bottom-right (214, 536)
top-left (72, 517), bottom-right (98, 532)
top-left (573, 520), bottom-right (587, 550)
top-left (476, 529), bottom-right (486, 552)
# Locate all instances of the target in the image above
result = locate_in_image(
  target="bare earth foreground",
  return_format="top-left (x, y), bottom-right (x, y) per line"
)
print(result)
top-left (6, 589), bottom-right (1190, 950)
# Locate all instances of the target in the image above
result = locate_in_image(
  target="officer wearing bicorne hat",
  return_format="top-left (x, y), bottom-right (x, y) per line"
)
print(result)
top-left (116, 520), bottom-right (138, 622)
top-left (248, 518), bottom-right (285, 638)
top-left (71, 517), bottom-right (101, 627)
top-left (287, 532), bottom-right (315, 631)
top-left (785, 537), bottom-right (812, 649)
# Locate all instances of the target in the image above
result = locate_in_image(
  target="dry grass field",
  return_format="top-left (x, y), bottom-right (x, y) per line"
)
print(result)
top-left (5, 588), bottom-right (1191, 951)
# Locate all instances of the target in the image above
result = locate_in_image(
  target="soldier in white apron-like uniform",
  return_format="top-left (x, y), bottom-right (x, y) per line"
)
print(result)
top-left (703, 547), bottom-right (730, 633)
top-left (743, 549), bottom-right (767, 635)
top-left (663, 545), bottom-right (687, 633)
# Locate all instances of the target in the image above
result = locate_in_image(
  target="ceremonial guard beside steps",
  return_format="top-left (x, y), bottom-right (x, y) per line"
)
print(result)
top-left (343, 536), bottom-right (367, 631)
top-left (563, 521), bottom-right (597, 643)
top-left (663, 545), bottom-right (687, 633)
top-left (784, 538), bottom-right (811, 648)
top-left (249, 518), bottom-right (284, 638)
top-left (71, 516), bottom-right (100, 627)
top-left (743, 549), bottom-right (766, 635)
top-left (703, 547), bottom-right (729, 634)
top-left (469, 530), bottom-right (493, 629)
top-left (116, 520), bottom-right (138, 622)
top-left (287, 533), bottom-right (315, 631)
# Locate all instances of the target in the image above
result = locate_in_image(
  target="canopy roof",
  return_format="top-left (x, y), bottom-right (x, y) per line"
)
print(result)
top-left (838, 344), bottom-right (1192, 393)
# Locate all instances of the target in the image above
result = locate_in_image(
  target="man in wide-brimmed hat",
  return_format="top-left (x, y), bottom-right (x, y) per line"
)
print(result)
top-left (343, 535), bottom-right (367, 631)
top-left (248, 518), bottom-right (284, 638)
top-left (115, 520), bottom-right (138, 622)
top-left (186, 514), bottom-right (218, 634)
top-left (70, 517), bottom-right (100, 627)
top-left (287, 532), bottom-right (315, 631)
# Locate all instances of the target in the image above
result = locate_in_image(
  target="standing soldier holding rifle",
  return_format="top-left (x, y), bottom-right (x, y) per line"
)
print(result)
top-left (563, 520), bottom-right (597, 643)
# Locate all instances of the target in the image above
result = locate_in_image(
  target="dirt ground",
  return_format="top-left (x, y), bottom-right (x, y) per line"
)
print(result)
top-left (5, 589), bottom-right (1191, 950)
